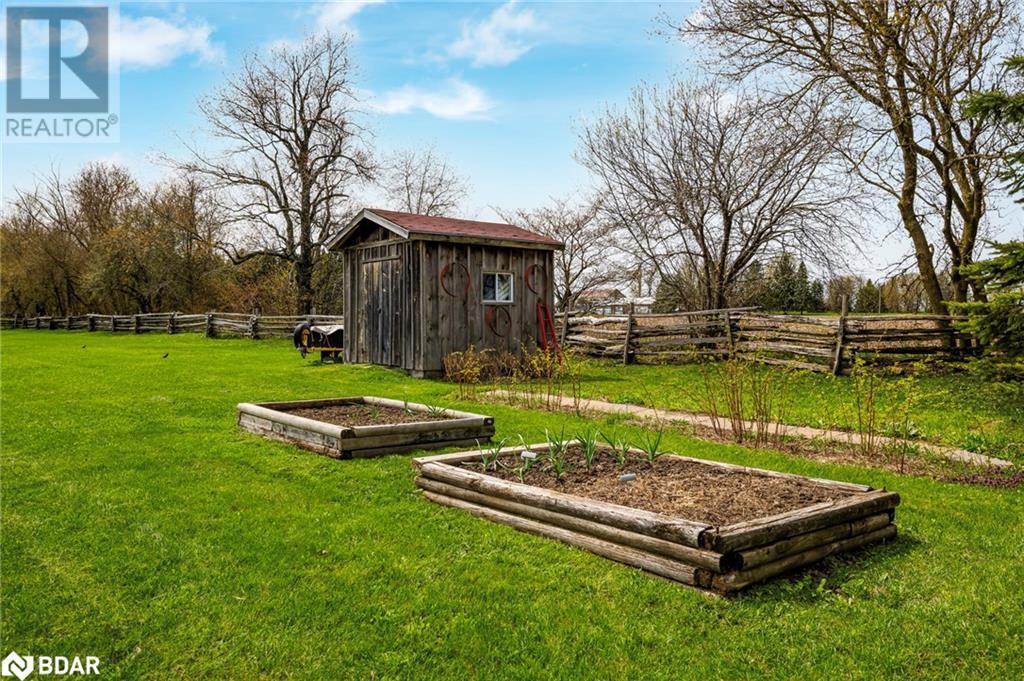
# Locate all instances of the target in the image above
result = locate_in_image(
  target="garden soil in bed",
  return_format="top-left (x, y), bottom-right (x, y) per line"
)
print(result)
top-left (283, 403), bottom-right (451, 427)
top-left (469, 447), bottom-right (853, 525)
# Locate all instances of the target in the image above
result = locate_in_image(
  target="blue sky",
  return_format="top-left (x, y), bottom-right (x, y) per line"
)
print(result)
top-left (1, 1), bottom-right (693, 216)
top-left (1, 1), bottom-right (1020, 277)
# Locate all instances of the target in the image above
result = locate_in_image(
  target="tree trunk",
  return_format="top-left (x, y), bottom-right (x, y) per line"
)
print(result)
top-left (295, 257), bottom-right (314, 315)
top-left (894, 122), bottom-right (948, 315)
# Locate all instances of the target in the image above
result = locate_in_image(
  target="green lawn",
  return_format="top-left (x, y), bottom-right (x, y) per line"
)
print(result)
top-left (566, 360), bottom-right (1024, 462)
top-left (1, 331), bottom-right (1022, 679)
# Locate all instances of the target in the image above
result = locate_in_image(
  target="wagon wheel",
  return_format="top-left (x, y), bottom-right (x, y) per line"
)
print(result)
top-left (440, 261), bottom-right (472, 297)
top-left (524, 263), bottom-right (548, 297)
top-left (485, 306), bottom-right (512, 337)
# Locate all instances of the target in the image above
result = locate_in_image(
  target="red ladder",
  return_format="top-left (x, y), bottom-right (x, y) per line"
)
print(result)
top-left (536, 302), bottom-right (562, 357)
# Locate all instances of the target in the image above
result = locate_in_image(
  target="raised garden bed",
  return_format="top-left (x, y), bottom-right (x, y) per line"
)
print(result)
top-left (413, 442), bottom-right (899, 594)
top-left (237, 397), bottom-right (495, 459)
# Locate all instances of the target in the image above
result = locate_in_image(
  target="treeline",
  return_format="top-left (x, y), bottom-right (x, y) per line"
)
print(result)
top-left (1, 35), bottom-right (475, 319)
top-left (0, 163), bottom-right (344, 317)
top-left (653, 254), bottom-right (942, 314)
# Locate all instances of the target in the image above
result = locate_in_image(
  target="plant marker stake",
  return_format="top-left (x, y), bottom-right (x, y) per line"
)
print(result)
top-left (619, 473), bottom-right (637, 482)
top-left (521, 451), bottom-right (538, 460)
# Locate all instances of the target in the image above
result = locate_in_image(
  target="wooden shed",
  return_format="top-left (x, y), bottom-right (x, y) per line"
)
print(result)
top-left (327, 208), bottom-right (563, 377)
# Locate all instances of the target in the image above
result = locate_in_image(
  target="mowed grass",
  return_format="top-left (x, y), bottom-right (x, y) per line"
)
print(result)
top-left (1, 331), bottom-right (1022, 679)
top-left (567, 360), bottom-right (1024, 462)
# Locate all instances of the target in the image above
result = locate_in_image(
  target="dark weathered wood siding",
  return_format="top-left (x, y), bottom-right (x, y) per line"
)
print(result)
top-left (343, 224), bottom-right (418, 369)
top-left (416, 241), bottom-right (554, 375)
top-left (341, 219), bottom-right (556, 376)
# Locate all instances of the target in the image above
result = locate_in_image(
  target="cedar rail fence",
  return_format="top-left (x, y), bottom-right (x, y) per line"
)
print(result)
top-left (2, 304), bottom-right (973, 375)
top-left (0, 312), bottom-right (343, 340)
top-left (556, 303), bottom-right (974, 375)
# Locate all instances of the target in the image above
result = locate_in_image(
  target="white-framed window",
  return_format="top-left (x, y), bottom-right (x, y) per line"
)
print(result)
top-left (482, 272), bottom-right (514, 303)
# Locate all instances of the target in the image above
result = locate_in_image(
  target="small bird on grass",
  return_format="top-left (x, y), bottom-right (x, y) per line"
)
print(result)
top-left (81, 345), bottom-right (86, 349)
top-left (162, 352), bottom-right (169, 359)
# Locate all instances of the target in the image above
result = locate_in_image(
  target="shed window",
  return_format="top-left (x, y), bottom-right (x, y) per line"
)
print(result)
top-left (482, 272), bottom-right (513, 303)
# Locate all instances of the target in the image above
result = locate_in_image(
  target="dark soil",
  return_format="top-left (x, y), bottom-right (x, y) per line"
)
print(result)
top-left (283, 403), bottom-right (452, 427)
top-left (467, 446), bottom-right (853, 525)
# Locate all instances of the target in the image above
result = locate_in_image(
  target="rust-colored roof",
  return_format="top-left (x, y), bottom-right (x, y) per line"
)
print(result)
top-left (368, 208), bottom-right (562, 248)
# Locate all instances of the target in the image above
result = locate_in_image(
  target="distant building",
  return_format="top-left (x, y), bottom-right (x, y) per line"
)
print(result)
top-left (577, 289), bottom-right (653, 315)
top-left (577, 288), bottom-right (625, 311)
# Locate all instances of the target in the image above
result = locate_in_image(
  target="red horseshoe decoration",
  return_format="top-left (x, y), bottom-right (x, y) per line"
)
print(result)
top-left (440, 261), bottom-right (471, 297)
top-left (525, 263), bottom-right (548, 296)
top-left (485, 306), bottom-right (512, 337)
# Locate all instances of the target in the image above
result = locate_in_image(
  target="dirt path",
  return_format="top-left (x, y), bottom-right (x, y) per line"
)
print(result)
top-left (486, 391), bottom-right (1013, 469)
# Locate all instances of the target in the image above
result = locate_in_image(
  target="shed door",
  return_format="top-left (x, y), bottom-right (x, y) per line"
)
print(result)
top-left (360, 256), bottom-right (403, 367)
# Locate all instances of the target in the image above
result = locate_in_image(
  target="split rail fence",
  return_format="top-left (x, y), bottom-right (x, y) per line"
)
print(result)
top-left (2, 306), bottom-right (974, 375)
top-left (0, 312), bottom-right (343, 340)
top-left (557, 305), bottom-right (974, 375)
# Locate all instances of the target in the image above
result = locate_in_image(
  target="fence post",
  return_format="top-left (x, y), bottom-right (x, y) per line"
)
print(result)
top-left (167, 312), bottom-right (177, 335)
top-left (204, 313), bottom-right (214, 338)
top-left (831, 295), bottom-right (848, 375)
top-left (723, 310), bottom-right (734, 358)
top-left (249, 314), bottom-right (259, 340)
top-left (48, 317), bottom-right (55, 330)
top-left (622, 302), bottom-right (635, 365)
top-left (560, 309), bottom-right (569, 346)
top-left (133, 314), bottom-right (141, 334)
top-left (88, 315), bottom-right (96, 332)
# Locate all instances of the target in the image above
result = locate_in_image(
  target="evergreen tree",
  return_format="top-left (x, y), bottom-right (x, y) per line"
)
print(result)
top-left (808, 279), bottom-right (826, 312)
top-left (766, 254), bottom-right (798, 311)
top-left (795, 261), bottom-right (812, 311)
top-left (965, 56), bottom-right (1024, 201)
top-left (950, 241), bottom-right (1024, 381)
top-left (855, 279), bottom-right (883, 313)
top-left (652, 277), bottom-right (680, 313)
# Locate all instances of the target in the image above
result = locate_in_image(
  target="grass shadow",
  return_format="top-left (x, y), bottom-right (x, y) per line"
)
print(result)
top-left (730, 531), bottom-right (921, 602)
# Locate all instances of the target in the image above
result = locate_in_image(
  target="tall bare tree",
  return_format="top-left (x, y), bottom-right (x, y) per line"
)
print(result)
top-left (382, 147), bottom-right (469, 216)
top-left (579, 80), bottom-right (863, 309)
top-left (683, 0), bottom-right (1021, 311)
top-left (498, 195), bottom-right (619, 311)
top-left (174, 34), bottom-right (373, 313)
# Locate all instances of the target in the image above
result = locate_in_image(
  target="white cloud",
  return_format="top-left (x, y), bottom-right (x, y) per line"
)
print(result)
top-left (313, 1), bottom-right (385, 34)
top-left (370, 78), bottom-right (492, 119)
top-left (449, 1), bottom-right (542, 67)
top-left (118, 15), bottom-right (224, 69)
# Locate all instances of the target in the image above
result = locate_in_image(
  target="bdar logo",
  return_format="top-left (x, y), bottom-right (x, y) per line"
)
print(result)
top-left (1, 652), bottom-right (33, 681)
top-left (0, 651), bottom-right (99, 678)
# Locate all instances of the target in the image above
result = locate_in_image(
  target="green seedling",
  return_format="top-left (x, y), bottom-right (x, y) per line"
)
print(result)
top-left (545, 424), bottom-right (570, 458)
top-left (637, 428), bottom-right (665, 464)
top-left (477, 437), bottom-right (508, 471)
top-left (601, 432), bottom-right (630, 468)
top-left (577, 428), bottom-right (600, 468)
top-left (425, 404), bottom-right (448, 418)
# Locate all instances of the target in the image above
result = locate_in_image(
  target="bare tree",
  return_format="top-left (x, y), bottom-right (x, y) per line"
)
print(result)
top-left (173, 34), bottom-right (373, 313)
top-left (498, 195), bottom-right (619, 311)
top-left (683, 0), bottom-right (1021, 311)
top-left (382, 147), bottom-right (469, 216)
top-left (3, 164), bottom-right (139, 315)
top-left (579, 80), bottom-right (863, 309)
